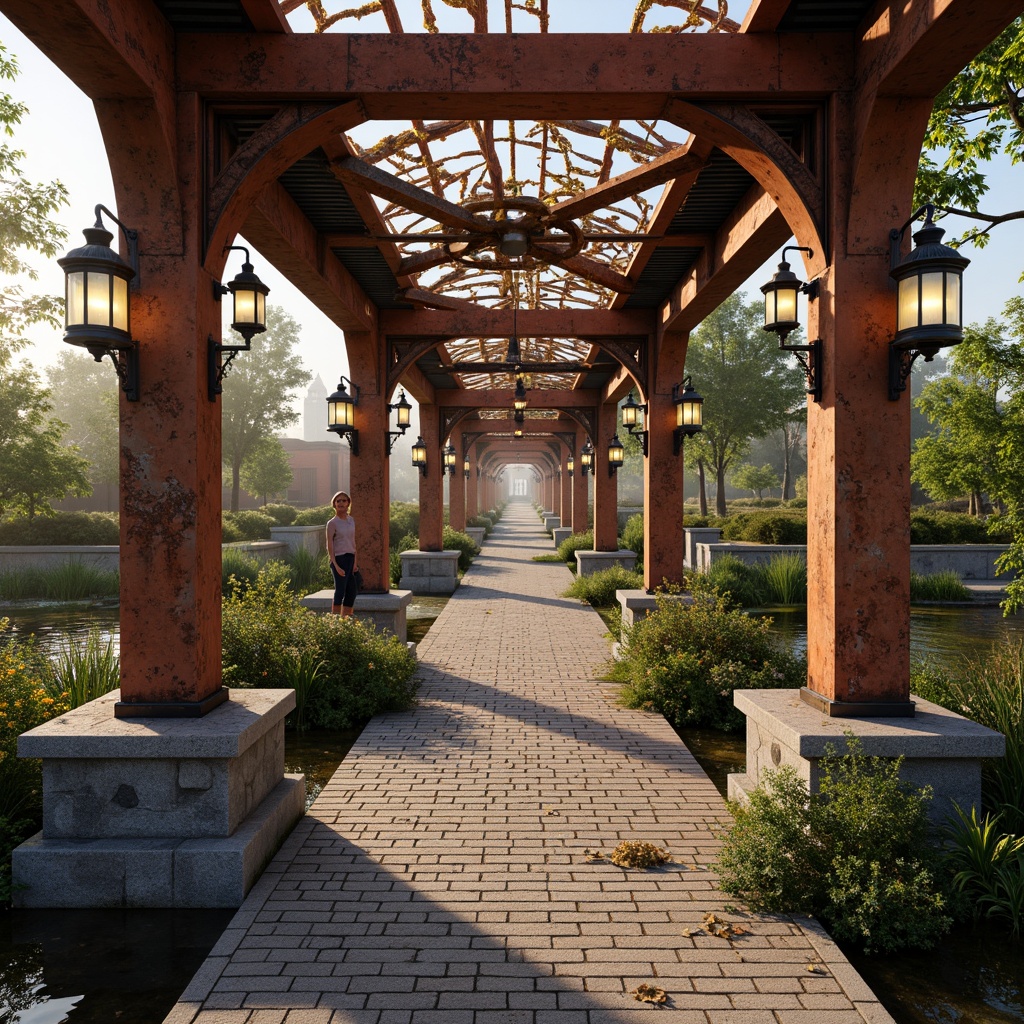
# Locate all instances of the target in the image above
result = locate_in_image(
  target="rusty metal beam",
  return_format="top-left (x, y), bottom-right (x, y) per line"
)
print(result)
top-left (437, 389), bottom-right (598, 409)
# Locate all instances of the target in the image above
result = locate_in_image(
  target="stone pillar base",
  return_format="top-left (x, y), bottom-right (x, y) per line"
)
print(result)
top-left (576, 549), bottom-right (638, 577)
top-left (542, 515), bottom-right (561, 533)
top-left (729, 688), bottom-right (1006, 826)
top-left (552, 527), bottom-right (573, 550)
top-left (13, 689), bottom-right (303, 908)
top-left (399, 550), bottom-right (461, 594)
top-left (464, 526), bottom-right (486, 549)
top-left (301, 589), bottom-right (413, 641)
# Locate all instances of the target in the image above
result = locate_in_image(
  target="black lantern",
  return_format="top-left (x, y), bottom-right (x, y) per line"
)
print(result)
top-left (608, 434), bottom-right (625, 476)
top-left (208, 245), bottom-right (271, 400)
top-left (411, 436), bottom-right (428, 476)
top-left (463, 456), bottom-right (471, 479)
top-left (514, 427), bottom-right (523, 439)
top-left (326, 375), bottom-right (360, 454)
top-left (513, 376), bottom-right (528, 413)
top-left (580, 439), bottom-right (594, 476)
top-left (58, 204), bottom-right (139, 400)
top-left (443, 440), bottom-right (457, 476)
top-left (386, 389), bottom-right (412, 454)
top-left (888, 204), bottom-right (970, 400)
top-left (672, 376), bottom-right (704, 455)
top-left (566, 455), bottom-right (575, 477)
top-left (620, 389), bottom-right (649, 456)
top-left (760, 245), bottom-right (822, 402)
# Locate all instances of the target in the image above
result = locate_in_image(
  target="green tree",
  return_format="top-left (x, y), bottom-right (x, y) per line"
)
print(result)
top-left (682, 295), bottom-right (806, 516)
top-left (730, 462), bottom-right (779, 500)
top-left (0, 44), bottom-right (82, 520)
top-left (46, 349), bottom-right (119, 503)
top-left (240, 435), bottom-right (293, 505)
top-left (221, 304), bottom-right (310, 510)
top-left (911, 318), bottom-right (1023, 514)
top-left (916, 18), bottom-right (1024, 265)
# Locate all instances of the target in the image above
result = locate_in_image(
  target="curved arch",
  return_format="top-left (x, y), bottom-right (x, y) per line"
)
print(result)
top-left (665, 100), bottom-right (827, 278)
top-left (204, 100), bottom-right (367, 273)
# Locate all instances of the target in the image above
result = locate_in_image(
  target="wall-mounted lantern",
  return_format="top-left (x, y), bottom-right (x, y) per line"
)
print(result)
top-left (580, 439), bottom-right (594, 476)
top-left (411, 435), bottom-right (427, 476)
top-left (608, 434), bottom-right (625, 476)
top-left (888, 203), bottom-right (970, 400)
top-left (672, 376), bottom-right (704, 455)
top-left (326, 374), bottom-right (360, 454)
top-left (386, 389), bottom-right (412, 453)
top-left (463, 456), bottom-right (471, 479)
top-left (443, 440), bottom-right (457, 476)
top-left (620, 390), bottom-right (648, 456)
top-left (566, 455), bottom-right (574, 477)
top-left (58, 204), bottom-right (140, 400)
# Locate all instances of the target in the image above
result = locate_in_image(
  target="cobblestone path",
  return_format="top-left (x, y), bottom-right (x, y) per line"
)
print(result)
top-left (166, 500), bottom-right (893, 1024)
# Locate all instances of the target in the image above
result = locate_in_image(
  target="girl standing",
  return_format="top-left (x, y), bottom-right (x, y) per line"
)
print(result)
top-left (326, 491), bottom-right (358, 617)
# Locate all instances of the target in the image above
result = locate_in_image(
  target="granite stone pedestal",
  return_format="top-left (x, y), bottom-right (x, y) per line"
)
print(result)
top-left (552, 527), bottom-right (573, 550)
top-left (463, 526), bottom-right (486, 549)
top-left (542, 515), bottom-right (561, 534)
top-left (729, 688), bottom-right (1006, 825)
top-left (13, 689), bottom-right (304, 908)
top-left (399, 550), bottom-right (461, 594)
top-left (575, 548), bottom-right (638, 577)
top-left (301, 588), bottom-right (413, 640)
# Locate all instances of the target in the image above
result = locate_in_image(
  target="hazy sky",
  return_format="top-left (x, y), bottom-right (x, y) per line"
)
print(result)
top-left (2, 12), bottom-right (1021, 440)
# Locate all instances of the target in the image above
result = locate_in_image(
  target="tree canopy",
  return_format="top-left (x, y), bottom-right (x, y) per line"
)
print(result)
top-left (221, 303), bottom-right (310, 510)
top-left (682, 294), bottom-right (806, 516)
top-left (240, 435), bottom-right (293, 505)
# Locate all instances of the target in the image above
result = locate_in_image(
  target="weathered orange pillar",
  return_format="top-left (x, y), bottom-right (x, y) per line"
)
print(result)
top-left (802, 92), bottom-right (929, 715)
top-left (593, 404), bottom-right (619, 551)
top-left (449, 426), bottom-right (467, 532)
top-left (559, 460), bottom-right (571, 526)
top-left (418, 403), bottom-right (443, 551)
top-left (346, 332), bottom-right (390, 593)
top-left (572, 429), bottom-right (588, 534)
top-left (114, 103), bottom-right (224, 714)
top-left (466, 447), bottom-right (479, 519)
top-left (644, 385), bottom-right (685, 590)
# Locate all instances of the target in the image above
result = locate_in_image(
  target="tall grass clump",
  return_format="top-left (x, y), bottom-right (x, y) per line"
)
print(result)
top-left (759, 553), bottom-right (807, 605)
top-left (717, 739), bottom-right (951, 953)
top-left (563, 565), bottom-right (642, 607)
top-left (0, 568), bottom-right (44, 601)
top-left (48, 628), bottom-right (120, 709)
top-left (612, 585), bottom-right (805, 732)
top-left (913, 641), bottom-right (1024, 834)
top-left (40, 561), bottom-right (119, 601)
top-left (221, 565), bottom-right (418, 729)
top-left (222, 548), bottom-right (263, 595)
top-left (287, 548), bottom-right (330, 593)
top-left (910, 570), bottom-right (972, 602)
top-left (557, 530), bottom-right (593, 565)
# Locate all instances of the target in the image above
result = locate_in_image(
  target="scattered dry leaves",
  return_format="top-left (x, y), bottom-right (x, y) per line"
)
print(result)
top-left (610, 840), bottom-right (671, 868)
top-left (632, 983), bottom-right (668, 1004)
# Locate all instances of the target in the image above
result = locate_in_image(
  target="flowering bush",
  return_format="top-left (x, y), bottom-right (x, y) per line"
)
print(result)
top-left (612, 586), bottom-right (804, 731)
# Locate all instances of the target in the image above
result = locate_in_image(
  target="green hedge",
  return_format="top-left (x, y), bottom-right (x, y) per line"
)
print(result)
top-left (911, 510), bottom-right (1011, 544)
top-left (223, 510), bottom-right (275, 541)
top-left (720, 512), bottom-right (807, 545)
top-left (443, 526), bottom-right (478, 572)
top-left (557, 530), bottom-right (593, 564)
top-left (260, 503), bottom-right (297, 526)
top-left (0, 512), bottom-right (119, 546)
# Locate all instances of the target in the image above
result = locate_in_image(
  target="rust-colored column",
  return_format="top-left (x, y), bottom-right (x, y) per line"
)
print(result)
top-left (449, 426), bottom-right (467, 532)
top-left (593, 404), bottom-right (619, 551)
top-left (559, 464), bottom-right (571, 526)
top-left (346, 332), bottom-right (390, 593)
top-left (114, 100), bottom-right (223, 714)
top-left (418, 403), bottom-right (443, 551)
top-left (466, 448), bottom-right (479, 519)
top-left (572, 429), bottom-right (588, 534)
top-left (644, 383), bottom-right (685, 590)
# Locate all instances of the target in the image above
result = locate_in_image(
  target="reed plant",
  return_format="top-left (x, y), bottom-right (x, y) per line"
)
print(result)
top-left (42, 561), bottom-right (119, 601)
top-left (48, 628), bottom-right (120, 709)
top-left (759, 553), bottom-right (807, 605)
top-left (0, 568), bottom-right (43, 601)
top-left (287, 548), bottom-right (330, 594)
top-left (281, 648), bottom-right (326, 732)
top-left (910, 570), bottom-right (972, 602)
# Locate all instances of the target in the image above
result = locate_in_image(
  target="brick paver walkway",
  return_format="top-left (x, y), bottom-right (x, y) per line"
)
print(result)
top-left (166, 501), bottom-right (894, 1024)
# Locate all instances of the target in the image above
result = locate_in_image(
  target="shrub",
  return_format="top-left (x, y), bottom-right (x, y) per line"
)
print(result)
top-left (621, 514), bottom-right (643, 561)
top-left (443, 526), bottom-right (478, 572)
top-left (394, 532), bottom-right (418, 554)
top-left (613, 586), bottom-right (805, 731)
top-left (467, 514), bottom-right (493, 536)
top-left (910, 570), bottom-right (972, 602)
top-left (700, 555), bottom-right (763, 609)
top-left (0, 511), bottom-right (119, 546)
top-left (221, 548), bottom-right (263, 595)
top-left (287, 549), bottom-right (331, 594)
top-left (563, 565), bottom-right (642, 607)
top-left (293, 505), bottom-right (333, 527)
top-left (48, 628), bottom-right (120, 709)
top-left (720, 512), bottom-right (807, 544)
top-left (389, 549), bottom-right (403, 587)
top-left (223, 510), bottom-right (275, 541)
top-left (910, 510), bottom-right (1000, 544)
top-left (557, 530), bottom-right (593, 564)
top-left (221, 566), bottom-right (418, 729)
top-left (221, 518), bottom-right (243, 543)
top-left (260, 503), bottom-right (297, 526)
top-left (716, 740), bottom-right (951, 953)
top-left (389, 502), bottom-right (420, 549)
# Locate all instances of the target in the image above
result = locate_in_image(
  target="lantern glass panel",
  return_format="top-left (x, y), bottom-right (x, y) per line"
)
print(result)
top-left (396, 404), bottom-right (411, 428)
top-left (621, 403), bottom-right (637, 428)
top-left (946, 274), bottom-right (961, 326)
top-left (86, 272), bottom-right (111, 325)
top-left (897, 277), bottom-right (919, 332)
top-left (768, 286), bottom-right (797, 327)
top-left (919, 271), bottom-right (946, 325)
top-left (329, 398), bottom-right (354, 428)
top-left (112, 275), bottom-right (129, 332)
top-left (67, 271), bottom-right (85, 326)
top-left (680, 399), bottom-right (701, 427)
top-left (233, 288), bottom-right (257, 325)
